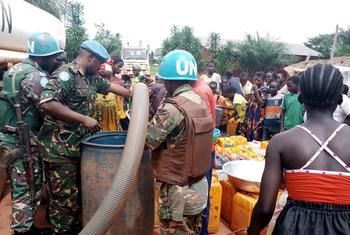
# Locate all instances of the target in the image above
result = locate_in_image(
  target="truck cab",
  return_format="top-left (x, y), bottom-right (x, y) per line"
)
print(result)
top-left (121, 47), bottom-right (150, 77)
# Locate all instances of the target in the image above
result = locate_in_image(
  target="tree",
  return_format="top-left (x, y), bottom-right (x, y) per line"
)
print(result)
top-left (304, 27), bottom-right (350, 58)
top-left (64, 1), bottom-right (87, 61)
top-left (94, 23), bottom-right (123, 57)
top-left (207, 32), bottom-right (221, 59)
top-left (336, 28), bottom-right (350, 57)
top-left (161, 26), bottom-right (205, 71)
top-left (237, 34), bottom-right (296, 75)
top-left (304, 34), bottom-right (333, 59)
top-left (215, 41), bottom-right (239, 75)
top-left (24, 0), bottom-right (61, 19)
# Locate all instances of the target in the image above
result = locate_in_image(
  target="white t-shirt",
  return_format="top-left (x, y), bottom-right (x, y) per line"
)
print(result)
top-left (204, 73), bottom-right (221, 92)
top-left (242, 80), bottom-right (253, 97)
top-left (304, 94), bottom-right (350, 123)
top-left (278, 84), bottom-right (288, 96)
top-left (333, 94), bottom-right (350, 122)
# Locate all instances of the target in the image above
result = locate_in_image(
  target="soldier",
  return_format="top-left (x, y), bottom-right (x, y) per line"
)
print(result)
top-left (0, 32), bottom-right (63, 235)
top-left (52, 51), bottom-right (68, 71)
top-left (38, 40), bottom-right (131, 234)
top-left (146, 50), bottom-right (213, 235)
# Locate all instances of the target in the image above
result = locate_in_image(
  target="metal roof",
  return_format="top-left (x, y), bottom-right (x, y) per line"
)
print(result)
top-left (282, 42), bottom-right (322, 57)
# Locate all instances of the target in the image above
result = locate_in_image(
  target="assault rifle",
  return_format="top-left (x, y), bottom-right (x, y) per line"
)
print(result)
top-left (5, 102), bottom-right (35, 201)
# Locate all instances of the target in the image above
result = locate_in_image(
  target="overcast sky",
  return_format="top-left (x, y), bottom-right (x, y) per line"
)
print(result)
top-left (76, 0), bottom-right (350, 50)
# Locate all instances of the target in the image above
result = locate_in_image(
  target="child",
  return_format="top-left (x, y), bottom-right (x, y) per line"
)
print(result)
top-left (262, 81), bottom-right (283, 140)
top-left (242, 72), bottom-right (266, 141)
top-left (209, 81), bottom-right (225, 104)
top-left (281, 76), bottom-right (304, 131)
top-left (209, 81), bottom-right (219, 101)
top-left (218, 84), bottom-right (247, 135)
top-left (210, 81), bottom-right (227, 130)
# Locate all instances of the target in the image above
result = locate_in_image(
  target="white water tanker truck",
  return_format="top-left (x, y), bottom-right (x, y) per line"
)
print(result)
top-left (0, 0), bottom-right (65, 89)
top-left (121, 46), bottom-right (150, 77)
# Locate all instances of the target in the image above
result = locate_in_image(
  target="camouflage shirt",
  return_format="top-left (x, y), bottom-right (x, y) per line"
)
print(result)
top-left (147, 84), bottom-right (208, 217)
top-left (0, 58), bottom-right (48, 144)
top-left (39, 61), bottom-right (110, 162)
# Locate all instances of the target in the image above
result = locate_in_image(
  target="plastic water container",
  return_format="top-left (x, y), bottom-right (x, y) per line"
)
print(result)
top-left (208, 179), bottom-right (222, 233)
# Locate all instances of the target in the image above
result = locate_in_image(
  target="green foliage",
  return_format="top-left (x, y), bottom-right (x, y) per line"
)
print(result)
top-left (94, 23), bottom-right (123, 57)
top-left (25, 0), bottom-right (87, 61)
top-left (336, 28), bottom-right (350, 57)
top-left (161, 26), bottom-right (205, 71)
top-left (278, 55), bottom-right (298, 66)
top-left (64, 1), bottom-right (88, 61)
top-left (24, 0), bottom-right (61, 19)
top-left (237, 34), bottom-right (295, 73)
top-left (336, 44), bottom-right (350, 57)
top-left (305, 27), bottom-right (350, 58)
top-left (215, 41), bottom-right (239, 75)
top-left (304, 34), bottom-right (333, 59)
top-left (207, 32), bottom-right (221, 59)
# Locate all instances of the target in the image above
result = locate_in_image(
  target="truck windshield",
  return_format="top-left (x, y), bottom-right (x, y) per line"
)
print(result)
top-left (122, 48), bottom-right (148, 60)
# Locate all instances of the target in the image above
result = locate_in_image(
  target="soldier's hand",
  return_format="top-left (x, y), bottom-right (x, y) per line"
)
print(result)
top-left (82, 116), bottom-right (101, 133)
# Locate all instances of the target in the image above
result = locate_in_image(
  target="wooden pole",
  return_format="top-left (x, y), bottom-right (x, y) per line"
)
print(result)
top-left (330, 24), bottom-right (339, 60)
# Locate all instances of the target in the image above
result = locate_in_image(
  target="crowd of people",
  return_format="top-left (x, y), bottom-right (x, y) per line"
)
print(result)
top-left (1, 31), bottom-right (350, 235)
top-left (0, 32), bottom-right (215, 235)
top-left (199, 62), bottom-right (350, 142)
top-left (249, 64), bottom-right (350, 235)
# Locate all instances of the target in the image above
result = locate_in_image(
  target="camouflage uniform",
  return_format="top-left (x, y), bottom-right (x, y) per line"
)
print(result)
top-left (147, 84), bottom-right (208, 235)
top-left (38, 61), bottom-right (110, 233)
top-left (0, 58), bottom-right (47, 233)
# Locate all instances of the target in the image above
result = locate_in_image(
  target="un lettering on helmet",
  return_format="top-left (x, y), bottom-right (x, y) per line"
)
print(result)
top-left (176, 60), bottom-right (197, 77)
top-left (27, 40), bottom-right (35, 54)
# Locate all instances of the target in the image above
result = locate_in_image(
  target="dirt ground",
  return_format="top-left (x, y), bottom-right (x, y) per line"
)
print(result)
top-left (0, 185), bottom-right (232, 235)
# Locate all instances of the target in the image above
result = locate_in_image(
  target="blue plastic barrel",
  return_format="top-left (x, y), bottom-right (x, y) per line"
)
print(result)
top-left (81, 132), bottom-right (154, 235)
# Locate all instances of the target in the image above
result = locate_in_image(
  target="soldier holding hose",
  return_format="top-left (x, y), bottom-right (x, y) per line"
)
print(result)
top-left (38, 40), bottom-right (131, 235)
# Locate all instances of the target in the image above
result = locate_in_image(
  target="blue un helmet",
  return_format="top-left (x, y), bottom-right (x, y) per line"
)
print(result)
top-left (26, 32), bottom-right (63, 57)
top-left (157, 50), bottom-right (198, 81)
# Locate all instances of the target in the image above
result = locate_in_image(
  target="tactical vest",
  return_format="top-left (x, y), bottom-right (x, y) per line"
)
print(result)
top-left (0, 61), bottom-right (43, 138)
top-left (152, 95), bottom-right (213, 186)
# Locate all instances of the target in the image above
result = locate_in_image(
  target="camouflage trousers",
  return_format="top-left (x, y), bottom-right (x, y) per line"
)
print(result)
top-left (158, 180), bottom-right (208, 235)
top-left (44, 161), bottom-right (80, 234)
top-left (160, 214), bottom-right (202, 235)
top-left (0, 142), bottom-right (42, 233)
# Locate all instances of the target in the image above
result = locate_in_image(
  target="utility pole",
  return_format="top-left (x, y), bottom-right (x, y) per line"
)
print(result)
top-left (330, 24), bottom-right (339, 60)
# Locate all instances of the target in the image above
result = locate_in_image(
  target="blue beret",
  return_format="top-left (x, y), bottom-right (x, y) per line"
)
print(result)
top-left (80, 40), bottom-right (109, 62)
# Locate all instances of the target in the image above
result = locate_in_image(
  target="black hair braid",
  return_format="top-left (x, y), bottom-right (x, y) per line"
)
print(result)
top-left (300, 64), bottom-right (343, 109)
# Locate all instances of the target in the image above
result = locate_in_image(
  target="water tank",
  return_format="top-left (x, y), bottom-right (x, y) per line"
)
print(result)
top-left (0, 0), bottom-right (66, 52)
top-left (81, 131), bottom-right (154, 235)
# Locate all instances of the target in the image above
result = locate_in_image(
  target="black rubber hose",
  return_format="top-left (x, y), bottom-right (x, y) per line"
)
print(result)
top-left (79, 83), bottom-right (149, 235)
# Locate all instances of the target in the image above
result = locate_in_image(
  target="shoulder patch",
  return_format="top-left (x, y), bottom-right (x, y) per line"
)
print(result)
top-left (59, 71), bottom-right (71, 81)
top-left (40, 77), bottom-right (48, 88)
